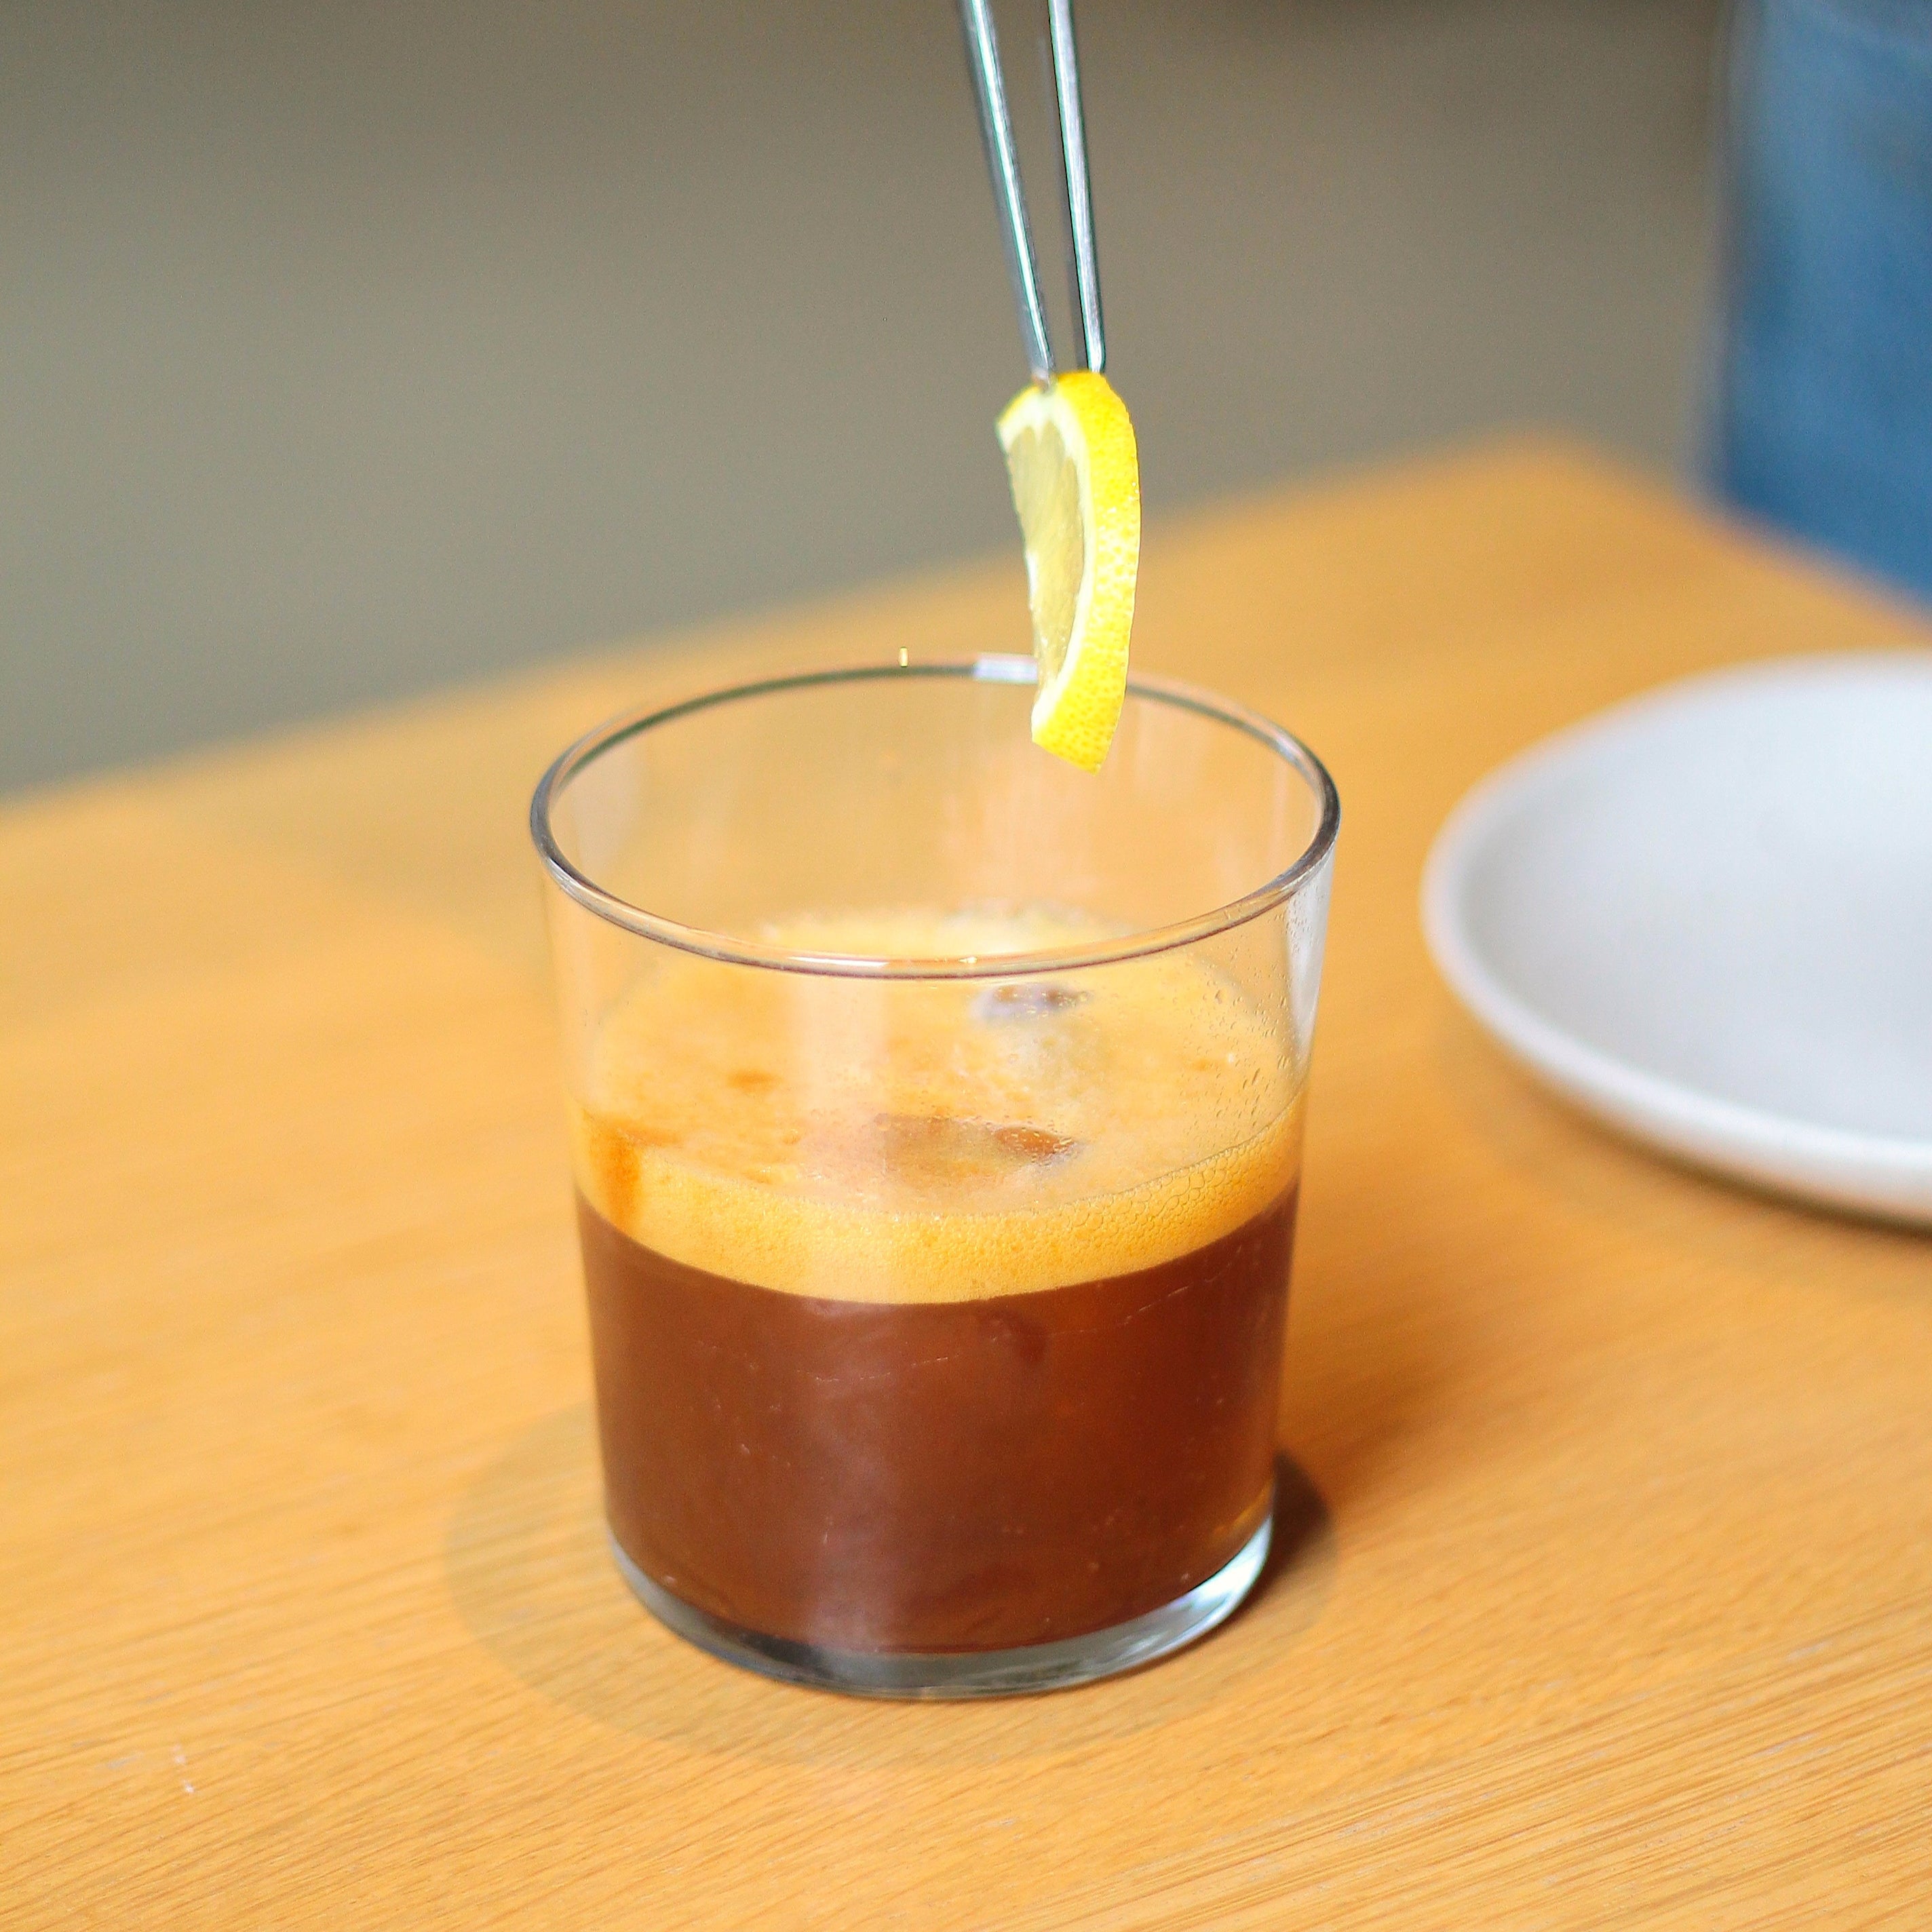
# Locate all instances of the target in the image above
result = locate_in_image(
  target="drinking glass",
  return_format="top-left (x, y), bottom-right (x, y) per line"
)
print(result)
top-left (531, 657), bottom-right (1338, 1696)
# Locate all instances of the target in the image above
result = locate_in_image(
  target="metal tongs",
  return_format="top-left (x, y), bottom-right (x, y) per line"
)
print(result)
top-left (959, 0), bottom-right (1106, 384)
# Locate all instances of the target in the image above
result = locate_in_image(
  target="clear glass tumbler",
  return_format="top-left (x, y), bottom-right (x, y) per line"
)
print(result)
top-left (531, 657), bottom-right (1338, 1697)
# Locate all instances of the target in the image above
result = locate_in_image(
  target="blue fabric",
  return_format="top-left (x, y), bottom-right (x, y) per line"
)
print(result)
top-left (1709, 0), bottom-right (1932, 602)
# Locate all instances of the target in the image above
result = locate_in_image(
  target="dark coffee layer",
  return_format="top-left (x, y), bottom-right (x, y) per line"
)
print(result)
top-left (580, 1187), bottom-right (1296, 1654)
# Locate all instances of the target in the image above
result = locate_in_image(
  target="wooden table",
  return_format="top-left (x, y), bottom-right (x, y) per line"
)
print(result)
top-left (6, 443), bottom-right (1929, 1929)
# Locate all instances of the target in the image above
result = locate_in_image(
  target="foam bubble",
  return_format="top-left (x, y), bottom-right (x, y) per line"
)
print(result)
top-left (573, 908), bottom-right (1302, 1302)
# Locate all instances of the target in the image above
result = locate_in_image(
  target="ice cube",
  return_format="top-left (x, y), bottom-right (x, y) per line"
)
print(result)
top-left (864, 1113), bottom-right (1080, 1188)
top-left (973, 982), bottom-right (1089, 1023)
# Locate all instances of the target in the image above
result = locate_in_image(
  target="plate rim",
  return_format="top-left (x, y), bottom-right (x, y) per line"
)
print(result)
top-left (1421, 651), bottom-right (1932, 1221)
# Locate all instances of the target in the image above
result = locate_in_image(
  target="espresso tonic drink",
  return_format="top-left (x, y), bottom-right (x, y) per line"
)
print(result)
top-left (573, 910), bottom-right (1302, 1663)
top-left (533, 663), bottom-right (1337, 1694)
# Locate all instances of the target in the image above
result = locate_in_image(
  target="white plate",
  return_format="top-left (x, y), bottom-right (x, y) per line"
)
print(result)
top-left (1422, 653), bottom-right (1932, 1224)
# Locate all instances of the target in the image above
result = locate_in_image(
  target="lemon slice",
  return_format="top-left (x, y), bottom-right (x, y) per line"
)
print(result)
top-left (996, 371), bottom-right (1140, 773)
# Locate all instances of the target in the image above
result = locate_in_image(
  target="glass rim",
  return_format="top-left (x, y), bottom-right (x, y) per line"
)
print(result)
top-left (528, 656), bottom-right (1340, 980)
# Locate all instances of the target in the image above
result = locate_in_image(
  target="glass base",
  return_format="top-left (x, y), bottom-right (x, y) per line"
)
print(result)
top-left (608, 1505), bottom-right (1273, 1699)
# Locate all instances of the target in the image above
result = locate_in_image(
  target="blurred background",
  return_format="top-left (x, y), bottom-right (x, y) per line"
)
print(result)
top-left (3, 0), bottom-right (1728, 794)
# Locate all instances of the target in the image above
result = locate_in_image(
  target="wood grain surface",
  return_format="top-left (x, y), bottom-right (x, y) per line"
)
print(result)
top-left (5, 442), bottom-right (1929, 1929)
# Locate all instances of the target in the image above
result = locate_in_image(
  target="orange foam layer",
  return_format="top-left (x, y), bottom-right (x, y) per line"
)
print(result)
top-left (571, 909), bottom-right (1302, 1302)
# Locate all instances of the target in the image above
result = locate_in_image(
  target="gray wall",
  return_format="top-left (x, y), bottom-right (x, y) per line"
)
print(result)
top-left (3, 0), bottom-right (1722, 793)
